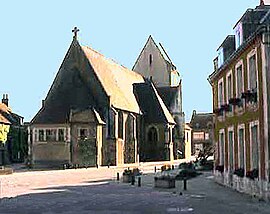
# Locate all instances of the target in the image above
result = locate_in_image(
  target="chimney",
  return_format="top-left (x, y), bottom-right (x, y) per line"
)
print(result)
top-left (2, 94), bottom-right (9, 106)
top-left (260, 0), bottom-right (264, 6)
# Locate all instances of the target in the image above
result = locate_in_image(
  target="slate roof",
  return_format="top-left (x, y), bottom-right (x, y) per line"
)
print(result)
top-left (190, 112), bottom-right (213, 130)
top-left (134, 80), bottom-right (175, 125)
top-left (156, 86), bottom-right (178, 109)
top-left (209, 5), bottom-right (270, 82)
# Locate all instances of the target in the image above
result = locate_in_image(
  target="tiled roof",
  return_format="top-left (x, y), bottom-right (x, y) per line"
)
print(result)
top-left (81, 46), bottom-right (145, 114)
top-left (0, 103), bottom-right (12, 125)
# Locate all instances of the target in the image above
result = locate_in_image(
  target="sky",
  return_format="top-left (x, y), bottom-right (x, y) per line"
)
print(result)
top-left (0, 0), bottom-right (261, 122)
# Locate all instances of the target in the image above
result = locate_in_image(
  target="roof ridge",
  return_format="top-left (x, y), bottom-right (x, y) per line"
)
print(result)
top-left (83, 45), bottom-right (143, 78)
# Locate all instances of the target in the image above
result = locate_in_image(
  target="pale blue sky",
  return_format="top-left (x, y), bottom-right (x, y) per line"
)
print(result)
top-left (0, 0), bottom-right (260, 122)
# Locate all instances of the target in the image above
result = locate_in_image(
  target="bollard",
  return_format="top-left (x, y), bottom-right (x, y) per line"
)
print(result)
top-left (131, 175), bottom-right (135, 185)
top-left (172, 165), bottom-right (174, 170)
top-left (138, 176), bottom-right (141, 187)
top-left (117, 172), bottom-right (120, 181)
top-left (183, 178), bottom-right (187, 190)
top-left (154, 166), bottom-right (157, 172)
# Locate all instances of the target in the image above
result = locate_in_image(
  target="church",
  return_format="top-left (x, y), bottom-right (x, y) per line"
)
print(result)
top-left (133, 35), bottom-right (185, 160)
top-left (28, 29), bottom-right (177, 168)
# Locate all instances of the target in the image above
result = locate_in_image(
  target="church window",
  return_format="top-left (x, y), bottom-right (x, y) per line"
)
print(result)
top-left (38, 130), bottom-right (45, 141)
top-left (149, 54), bottom-right (153, 66)
top-left (78, 128), bottom-right (88, 140)
top-left (107, 108), bottom-right (116, 138)
top-left (148, 127), bottom-right (158, 142)
top-left (58, 128), bottom-right (65, 141)
top-left (118, 111), bottom-right (123, 139)
top-left (46, 129), bottom-right (57, 141)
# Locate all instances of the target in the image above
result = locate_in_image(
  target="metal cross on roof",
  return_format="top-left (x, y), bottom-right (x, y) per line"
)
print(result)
top-left (72, 27), bottom-right (79, 39)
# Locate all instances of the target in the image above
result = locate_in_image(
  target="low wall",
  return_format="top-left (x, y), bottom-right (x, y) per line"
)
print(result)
top-left (214, 170), bottom-right (270, 201)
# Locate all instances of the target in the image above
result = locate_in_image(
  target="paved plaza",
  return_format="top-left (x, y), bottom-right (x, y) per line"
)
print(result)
top-left (0, 167), bottom-right (270, 213)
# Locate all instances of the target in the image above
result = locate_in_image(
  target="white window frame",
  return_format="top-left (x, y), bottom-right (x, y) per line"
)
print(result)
top-left (235, 60), bottom-right (244, 99)
top-left (247, 48), bottom-right (258, 91)
top-left (226, 70), bottom-right (233, 103)
top-left (218, 78), bottom-right (224, 108)
top-left (227, 126), bottom-right (234, 171)
top-left (219, 129), bottom-right (225, 165)
top-left (237, 124), bottom-right (245, 170)
top-left (249, 120), bottom-right (260, 170)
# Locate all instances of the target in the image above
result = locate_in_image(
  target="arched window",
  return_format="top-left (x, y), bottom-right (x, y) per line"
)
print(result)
top-left (148, 127), bottom-right (158, 142)
top-left (118, 111), bottom-right (123, 139)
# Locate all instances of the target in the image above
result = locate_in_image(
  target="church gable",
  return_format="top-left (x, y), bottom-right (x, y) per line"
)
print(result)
top-left (31, 39), bottom-right (108, 125)
top-left (133, 35), bottom-right (179, 87)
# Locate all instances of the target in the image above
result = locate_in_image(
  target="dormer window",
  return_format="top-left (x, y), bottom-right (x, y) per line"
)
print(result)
top-left (217, 47), bottom-right (224, 68)
top-left (235, 22), bottom-right (243, 49)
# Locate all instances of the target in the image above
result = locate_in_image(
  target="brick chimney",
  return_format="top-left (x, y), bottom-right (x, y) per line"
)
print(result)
top-left (2, 94), bottom-right (9, 106)
top-left (261, 0), bottom-right (270, 5)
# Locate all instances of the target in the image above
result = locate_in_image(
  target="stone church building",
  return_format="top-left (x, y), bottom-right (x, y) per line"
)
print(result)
top-left (29, 30), bottom-right (176, 168)
top-left (133, 36), bottom-right (185, 159)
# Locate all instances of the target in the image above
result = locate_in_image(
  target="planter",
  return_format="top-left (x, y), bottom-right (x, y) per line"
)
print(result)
top-left (154, 177), bottom-right (175, 188)
top-left (123, 174), bottom-right (132, 183)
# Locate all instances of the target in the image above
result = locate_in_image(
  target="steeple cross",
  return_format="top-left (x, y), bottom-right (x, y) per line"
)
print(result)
top-left (72, 27), bottom-right (79, 39)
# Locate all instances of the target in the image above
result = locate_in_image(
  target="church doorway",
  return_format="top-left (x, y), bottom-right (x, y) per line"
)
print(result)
top-left (147, 126), bottom-right (159, 161)
top-left (77, 138), bottom-right (97, 167)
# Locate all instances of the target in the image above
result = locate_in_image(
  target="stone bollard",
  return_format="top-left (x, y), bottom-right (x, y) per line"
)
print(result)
top-left (131, 175), bottom-right (135, 185)
top-left (172, 165), bottom-right (174, 170)
top-left (117, 172), bottom-right (120, 181)
top-left (154, 166), bottom-right (157, 172)
top-left (138, 176), bottom-right (141, 187)
top-left (183, 178), bottom-right (187, 190)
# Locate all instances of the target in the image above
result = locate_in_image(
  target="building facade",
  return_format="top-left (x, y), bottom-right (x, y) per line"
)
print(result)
top-left (189, 110), bottom-right (214, 156)
top-left (29, 32), bottom-right (176, 168)
top-left (208, 1), bottom-right (270, 199)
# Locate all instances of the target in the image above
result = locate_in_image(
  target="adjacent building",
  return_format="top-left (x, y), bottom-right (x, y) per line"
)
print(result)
top-left (28, 31), bottom-right (176, 168)
top-left (208, 1), bottom-right (270, 199)
top-left (0, 95), bottom-right (27, 165)
top-left (133, 35), bottom-right (185, 159)
top-left (189, 110), bottom-right (214, 156)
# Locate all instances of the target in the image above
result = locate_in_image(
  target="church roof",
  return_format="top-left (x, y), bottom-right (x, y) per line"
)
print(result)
top-left (134, 80), bottom-right (175, 125)
top-left (32, 38), bottom-right (175, 125)
top-left (81, 46), bottom-right (145, 114)
top-left (156, 86), bottom-right (179, 109)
